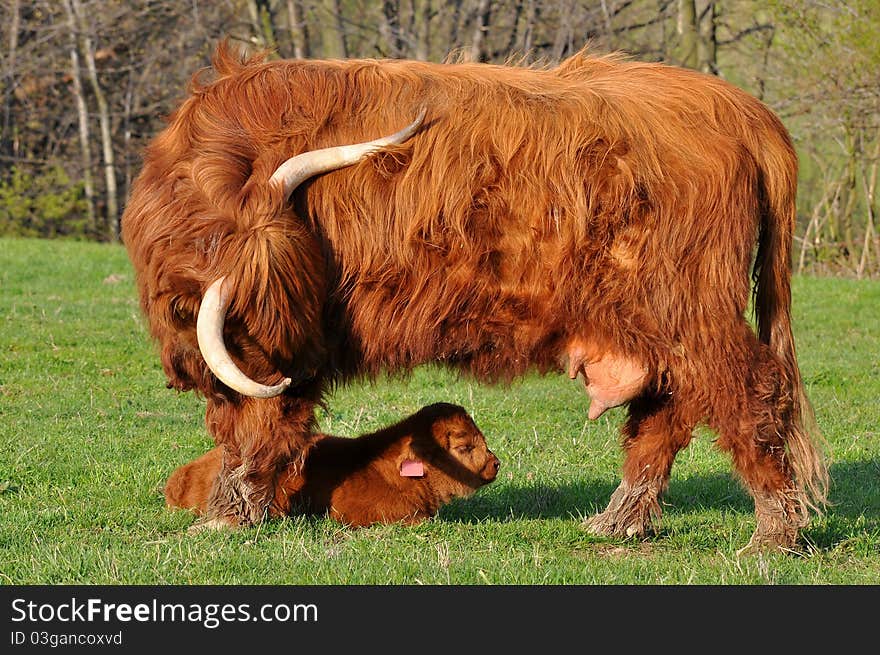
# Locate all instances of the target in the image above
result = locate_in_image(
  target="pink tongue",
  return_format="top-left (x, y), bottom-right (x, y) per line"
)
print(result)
top-left (400, 459), bottom-right (425, 477)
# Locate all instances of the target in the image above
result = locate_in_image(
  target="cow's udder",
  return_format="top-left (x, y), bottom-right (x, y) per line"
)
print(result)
top-left (566, 338), bottom-right (649, 419)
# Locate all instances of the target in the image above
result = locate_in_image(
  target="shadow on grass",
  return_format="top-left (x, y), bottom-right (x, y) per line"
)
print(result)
top-left (440, 459), bottom-right (880, 548)
top-left (440, 472), bottom-right (749, 522)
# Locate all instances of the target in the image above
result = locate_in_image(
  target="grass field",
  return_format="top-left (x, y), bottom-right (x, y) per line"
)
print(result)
top-left (1, 237), bottom-right (878, 585)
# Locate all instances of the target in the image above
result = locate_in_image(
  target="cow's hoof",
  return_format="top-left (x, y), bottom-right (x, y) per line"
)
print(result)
top-left (736, 492), bottom-right (804, 555)
top-left (735, 530), bottom-right (801, 557)
top-left (583, 479), bottom-right (661, 539)
top-left (583, 510), bottom-right (654, 539)
top-left (187, 517), bottom-right (236, 534)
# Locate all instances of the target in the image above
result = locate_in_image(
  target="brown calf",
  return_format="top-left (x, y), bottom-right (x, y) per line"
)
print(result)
top-left (165, 403), bottom-right (500, 527)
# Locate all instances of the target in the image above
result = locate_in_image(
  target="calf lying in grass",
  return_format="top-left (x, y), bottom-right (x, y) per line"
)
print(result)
top-left (165, 402), bottom-right (501, 527)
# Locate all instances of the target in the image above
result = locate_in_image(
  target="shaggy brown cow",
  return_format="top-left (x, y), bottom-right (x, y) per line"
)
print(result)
top-left (165, 402), bottom-right (500, 527)
top-left (122, 42), bottom-right (828, 552)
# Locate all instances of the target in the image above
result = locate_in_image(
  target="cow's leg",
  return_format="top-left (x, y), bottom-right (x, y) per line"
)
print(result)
top-left (585, 393), bottom-right (698, 538)
top-left (709, 335), bottom-right (811, 553)
top-left (201, 392), bottom-right (317, 527)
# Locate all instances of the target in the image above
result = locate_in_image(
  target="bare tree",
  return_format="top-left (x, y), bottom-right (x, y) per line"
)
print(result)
top-left (550, 0), bottom-right (569, 60)
top-left (856, 136), bottom-right (879, 277)
top-left (286, 0), bottom-right (311, 58)
top-left (247, 0), bottom-right (278, 51)
top-left (470, 0), bottom-right (493, 62)
top-left (445, 0), bottom-right (466, 56)
top-left (698, 1), bottom-right (717, 74)
top-left (68, 0), bottom-right (118, 239)
top-left (2, 0), bottom-right (20, 156)
top-left (501, 0), bottom-right (525, 56)
top-left (519, 0), bottom-right (540, 53)
top-left (767, 0), bottom-right (880, 276)
top-left (412, 0), bottom-right (432, 61)
top-left (0, 0), bottom-right (876, 276)
top-left (61, 0), bottom-right (95, 232)
top-left (380, 0), bottom-right (405, 57)
top-left (675, 0), bottom-right (698, 68)
top-left (326, 0), bottom-right (349, 57)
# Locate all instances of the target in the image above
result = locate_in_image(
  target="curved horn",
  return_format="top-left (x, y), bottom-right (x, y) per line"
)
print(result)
top-left (270, 107), bottom-right (427, 200)
top-left (196, 276), bottom-right (292, 398)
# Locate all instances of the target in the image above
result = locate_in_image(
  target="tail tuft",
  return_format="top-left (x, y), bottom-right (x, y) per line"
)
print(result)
top-left (753, 133), bottom-right (829, 517)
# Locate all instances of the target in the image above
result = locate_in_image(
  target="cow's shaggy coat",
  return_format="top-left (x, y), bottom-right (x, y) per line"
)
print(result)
top-left (122, 43), bottom-right (828, 551)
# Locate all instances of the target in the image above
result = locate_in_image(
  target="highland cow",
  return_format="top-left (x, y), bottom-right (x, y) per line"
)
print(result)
top-left (165, 402), bottom-right (500, 527)
top-left (122, 42), bottom-right (828, 552)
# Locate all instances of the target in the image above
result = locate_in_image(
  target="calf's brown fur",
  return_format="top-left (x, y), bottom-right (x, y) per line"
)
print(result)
top-left (165, 403), bottom-right (500, 527)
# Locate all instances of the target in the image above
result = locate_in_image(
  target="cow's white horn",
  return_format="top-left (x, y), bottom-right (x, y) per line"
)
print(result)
top-left (271, 107), bottom-right (427, 200)
top-left (196, 276), bottom-right (292, 398)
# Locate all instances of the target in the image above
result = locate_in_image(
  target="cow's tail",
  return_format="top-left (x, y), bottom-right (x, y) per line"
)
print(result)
top-left (752, 131), bottom-right (829, 520)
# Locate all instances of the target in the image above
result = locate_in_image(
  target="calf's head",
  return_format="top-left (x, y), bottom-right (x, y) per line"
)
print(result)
top-left (400, 403), bottom-right (501, 493)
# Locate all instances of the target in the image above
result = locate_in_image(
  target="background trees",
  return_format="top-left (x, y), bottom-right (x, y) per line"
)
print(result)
top-left (0, 0), bottom-right (877, 275)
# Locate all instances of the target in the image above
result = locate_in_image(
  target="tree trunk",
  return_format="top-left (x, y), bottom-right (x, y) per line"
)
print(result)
top-left (470, 0), bottom-right (492, 63)
top-left (286, 0), bottom-right (311, 58)
top-left (381, 0), bottom-right (405, 58)
top-left (676, 0), bottom-right (699, 68)
top-left (122, 63), bottom-right (136, 206)
top-left (503, 0), bottom-right (525, 57)
top-left (856, 134), bottom-right (880, 277)
top-left (247, 0), bottom-right (278, 51)
top-left (520, 0), bottom-right (539, 53)
top-left (841, 128), bottom-right (860, 269)
top-left (61, 0), bottom-right (96, 233)
top-left (328, 0), bottom-right (348, 58)
top-left (414, 0), bottom-right (432, 61)
top-left (71, 0), bottom-right (118, 240)
top-left (599, 0), bottom-right (614, 39)
top-left (446, 0), bottom-right (465, 58)
top-left (698, 1), bottom-right (718, 75)
top-left (246, 0), bottom-right (263, 45)
top-left (552, 0), bottom-right (573, 61)
top-left (2, 0), bottom-right (19, 156)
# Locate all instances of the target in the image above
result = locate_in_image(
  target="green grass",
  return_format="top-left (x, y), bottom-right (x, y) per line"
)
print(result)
top-left (1, 237), bottom-right (878, 584)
